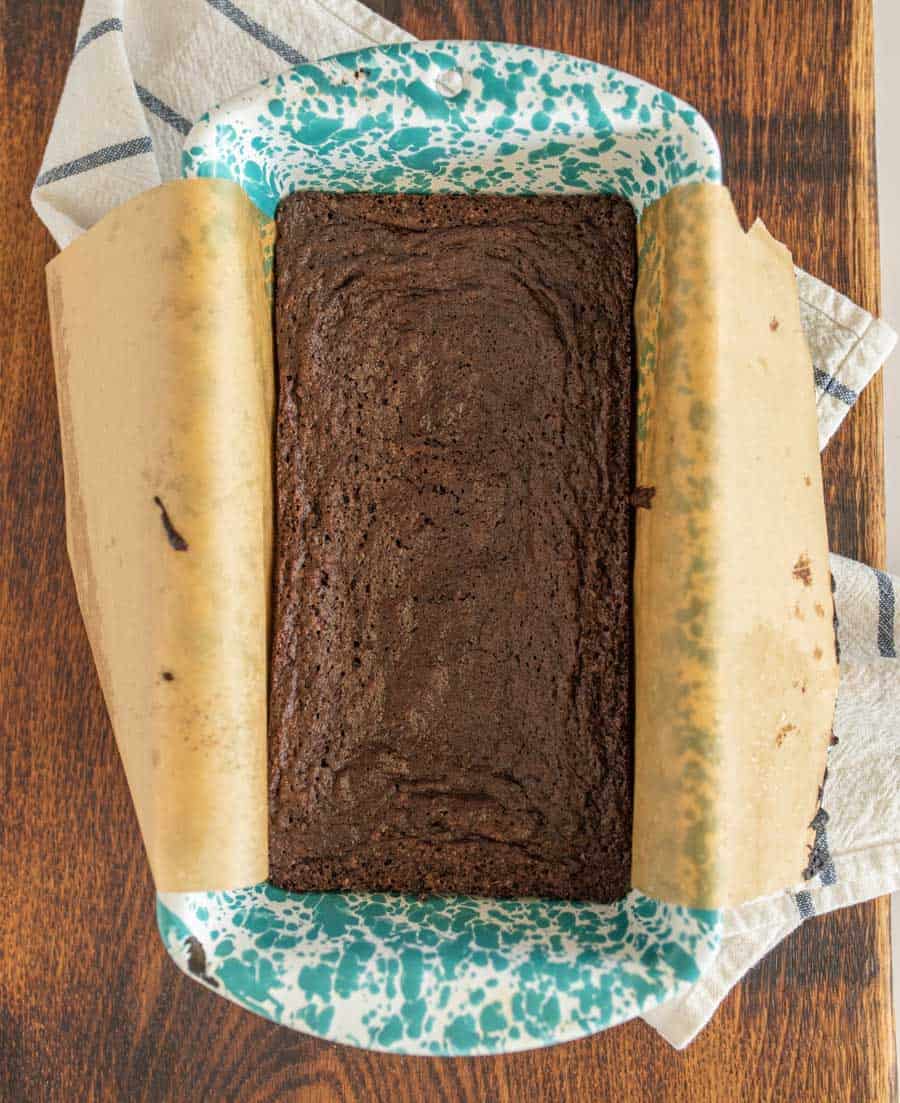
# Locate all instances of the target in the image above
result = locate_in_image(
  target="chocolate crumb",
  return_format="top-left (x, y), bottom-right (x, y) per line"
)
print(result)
top-left (770, 316), bottom-right (780, 331)
top-left (630, 486), bottom-right (656, 509)
top-left (153, 496), bottom-right (189, 551)
top-left (185, 936), bottom-right (219, 988)
top-left (802, 806), bottom-right (832, 881)
top-left (161, 671), bottom-right (175, 682)
top-left (830, 733), bottom-right (839, 747)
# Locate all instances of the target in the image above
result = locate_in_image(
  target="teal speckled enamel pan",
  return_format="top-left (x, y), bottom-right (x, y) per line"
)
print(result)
top-left (170, 40), bottom-right (722, 1056)
top-left (182, 40), bottom-right (720, 215)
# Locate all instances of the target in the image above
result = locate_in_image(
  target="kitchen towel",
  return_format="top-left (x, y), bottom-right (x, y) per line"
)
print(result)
top-left (32, 0), bottom-right (899, 1050)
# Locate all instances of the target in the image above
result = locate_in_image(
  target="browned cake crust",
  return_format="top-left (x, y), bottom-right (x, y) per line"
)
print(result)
top-left (269, 192), bottom-right (636, 901)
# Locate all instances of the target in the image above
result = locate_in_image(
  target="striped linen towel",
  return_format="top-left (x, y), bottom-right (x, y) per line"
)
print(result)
top-left (31, 0), bottom-right (899, 1050)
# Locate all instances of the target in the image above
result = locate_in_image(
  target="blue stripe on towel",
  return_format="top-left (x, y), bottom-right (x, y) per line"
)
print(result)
top-left (205, 0), bottom-right (307, 67)
top-left (873, 568), bottom-right (897, 658)
top-left (794, 891), bottom-right (816, 919)
top-left (34, 137), bottom-right (153, 186)
top-left (135, 84), bottom-right (192, 135)
top-left (813, 366), bottom-right (857, 406)
top-left (73, 17), bottom-right (123, 55)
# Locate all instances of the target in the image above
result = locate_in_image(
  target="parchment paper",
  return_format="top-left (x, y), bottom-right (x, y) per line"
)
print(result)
top-left (631, 182), bottom-right (839, 908)
top-left (45, 178), bottom-right (837, 905)
top-left (46, 178), bottom-right (273, 891)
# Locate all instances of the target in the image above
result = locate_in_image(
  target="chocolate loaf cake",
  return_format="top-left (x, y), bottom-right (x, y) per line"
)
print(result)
top-left (269, 192), bottom-right (637, 902)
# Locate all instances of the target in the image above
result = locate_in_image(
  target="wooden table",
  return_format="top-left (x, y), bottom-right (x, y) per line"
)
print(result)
top-left (1, 0), bottom-right (894, 1099)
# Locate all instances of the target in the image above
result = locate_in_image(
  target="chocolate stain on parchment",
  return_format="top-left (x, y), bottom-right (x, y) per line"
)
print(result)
top-left (792, 553), bottom-right (813, 587)
top-left (775, 722), bottom-right (798, 748)
top-left (153, 496), bottom-right (189, 551)
top-left (803, 574), bottom-right (840, 882)
top-left (185, 936), bottom-right (219, 988)
top-left (630, 485), bottom-right (656, 509)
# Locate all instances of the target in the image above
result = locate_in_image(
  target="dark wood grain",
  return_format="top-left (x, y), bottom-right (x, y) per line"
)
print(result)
top-left (0, 1), bottom-right (894, 1100)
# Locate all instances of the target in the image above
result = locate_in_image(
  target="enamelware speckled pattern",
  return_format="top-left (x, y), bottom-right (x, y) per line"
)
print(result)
top-left (172, 41), bottom-right (724, 1055)
top-left (182, 40), bottom-right (720, 217)
top-left (159, 886), bottom-right (719, 1056)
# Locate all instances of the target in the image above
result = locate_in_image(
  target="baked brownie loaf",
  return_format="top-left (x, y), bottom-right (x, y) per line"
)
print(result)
top-left (269, 192), bottom-right (636, 902)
